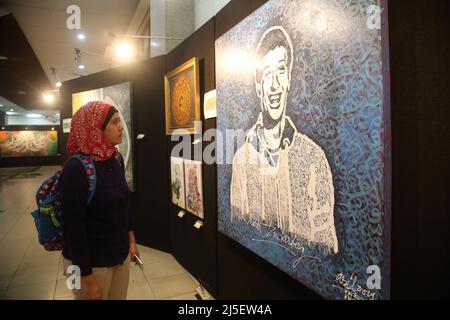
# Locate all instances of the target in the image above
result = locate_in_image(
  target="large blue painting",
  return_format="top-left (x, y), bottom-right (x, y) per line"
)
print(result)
top-left (216, 0), bottom-right (390, 300)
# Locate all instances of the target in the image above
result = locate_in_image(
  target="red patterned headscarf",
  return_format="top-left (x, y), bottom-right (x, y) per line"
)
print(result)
top-left (67, 101), bottom-right (118, 161)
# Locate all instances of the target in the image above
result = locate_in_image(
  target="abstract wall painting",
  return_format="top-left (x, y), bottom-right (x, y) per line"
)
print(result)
top-left (171, 157), bottom-right (186, 209)
top-left (184, 159), bottom-right (204, 219)
top-left (72, 82), bottom-right (135, 191)
top-left (0, 131), bottom-right (58, 157)
top-left (216, 0), bottom-right (390, 300)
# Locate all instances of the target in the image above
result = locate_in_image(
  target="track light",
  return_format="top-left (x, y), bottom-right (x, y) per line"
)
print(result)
top-left (51, 67), bottom-right (62, 88)
top-left (75, 48), bottom-right (85, 70)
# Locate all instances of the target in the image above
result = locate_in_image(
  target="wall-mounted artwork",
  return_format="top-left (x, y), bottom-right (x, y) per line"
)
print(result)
top-left (216, 0), bottom-right (390, 300)
top-left (164, 57), bottom-right (201, 135)
top-left (184, 159), bottom-right (204, 219)
top-left (0, 131), bottom-right (58, 157)
top-left (204, 89), bottom-right (217, 120)
top-left (62, 118), bottom-right (72, 133)
top-left (72, 82), bottom-right (135, 191)
top-left (171, 157), bottom-right (186, 209)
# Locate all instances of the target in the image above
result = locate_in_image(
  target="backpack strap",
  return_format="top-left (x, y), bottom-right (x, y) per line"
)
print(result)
top-left (114, 151), bottom-right (124, 170)
top-left (71, 155), bottom-right (97, 205)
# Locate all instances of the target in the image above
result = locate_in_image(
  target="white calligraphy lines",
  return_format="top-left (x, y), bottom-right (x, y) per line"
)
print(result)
top-left (252, 223), bottom-right (321, 269)
top-left (332, 272), bottom-right (377, 300)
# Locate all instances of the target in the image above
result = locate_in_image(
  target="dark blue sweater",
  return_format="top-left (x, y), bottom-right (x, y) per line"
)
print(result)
top-left (60, 154), bottom-right (132, 276)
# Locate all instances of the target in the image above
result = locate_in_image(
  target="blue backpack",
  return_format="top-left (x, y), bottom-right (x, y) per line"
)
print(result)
top-left (31, 155), bottom-right (97, 251)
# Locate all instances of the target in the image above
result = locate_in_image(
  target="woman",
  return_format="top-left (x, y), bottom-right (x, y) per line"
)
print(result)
top-left (60, 101), bottom-right (139, 300)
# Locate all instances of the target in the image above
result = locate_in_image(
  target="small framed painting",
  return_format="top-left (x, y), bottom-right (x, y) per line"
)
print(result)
top-left (184, 159), bottom-right (204, 219)
top-left (170, 157), bottom-right (186, 209)
top-left (164, 57), bottom-right (201, 135)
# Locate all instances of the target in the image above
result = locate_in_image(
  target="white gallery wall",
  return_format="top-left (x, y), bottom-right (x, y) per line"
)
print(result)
top-left (149, 0), bottom-right (231, 57)
top-left (150, 0), bottom-right (195, 57)
top-left (195, 0), bottom-right (231, 30)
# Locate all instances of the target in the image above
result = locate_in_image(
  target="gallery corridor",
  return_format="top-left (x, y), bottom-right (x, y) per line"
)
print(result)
top-left (0, 166), bottom-right (198, 300)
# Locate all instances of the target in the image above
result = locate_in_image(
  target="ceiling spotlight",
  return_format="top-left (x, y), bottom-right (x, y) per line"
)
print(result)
top-left (116, 42), bottom-right (134, 61)
top-left (56, 81), bottom-right (62, 87)
top-left (43, 93), bottom-right (55, 103)
top-left (78, 64), bottom-right (85, 70)
top-left (51, 127), bottom-right (55, 131)
top-left (10, 109), bottom-right (13, 112)
top-left (0, 104), bottom-right (3, 107)
top-left (77, 33), bottom-right (86, 40)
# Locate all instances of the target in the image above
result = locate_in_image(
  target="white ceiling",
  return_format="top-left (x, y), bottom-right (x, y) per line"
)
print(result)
top-left (2, 0), bottom-right (141, 86)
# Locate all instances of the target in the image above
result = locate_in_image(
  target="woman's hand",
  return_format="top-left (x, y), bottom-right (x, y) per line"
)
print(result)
top-left (129, 231), bottom-right (140, 262)
top-left (130, 242), bottom-right (140, 262)
top-left (81, 274), bottom-right (102, 300)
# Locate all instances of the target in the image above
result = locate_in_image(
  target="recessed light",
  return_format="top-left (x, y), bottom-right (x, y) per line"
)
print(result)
top-left (77, 33), bottom-right (86, 40)
top-left (0, 104), bottom-right (3, 107)
top-left (27, 113), bottom-right (43, 118)
top-left (56, 81), bottom-right (62, 87)
top-left (10, 109), bottom-right (13, 112)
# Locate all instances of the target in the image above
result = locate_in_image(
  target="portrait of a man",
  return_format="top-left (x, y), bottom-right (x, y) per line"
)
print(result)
top-left (217, 0), bottom-right (390, 300)
top-left (230, 26), bottom-right (338, 255)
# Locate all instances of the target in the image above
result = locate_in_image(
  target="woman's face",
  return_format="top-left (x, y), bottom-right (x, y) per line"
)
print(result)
top-left (103, 112), bottom-right (124, 146)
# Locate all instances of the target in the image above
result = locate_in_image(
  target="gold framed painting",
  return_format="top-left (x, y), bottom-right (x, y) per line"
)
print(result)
top-left (164, 57), bottom-right (201, 135)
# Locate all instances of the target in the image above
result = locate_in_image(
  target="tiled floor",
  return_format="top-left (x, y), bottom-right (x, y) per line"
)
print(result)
top-left (0, 166), bottom-right (199, 300)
